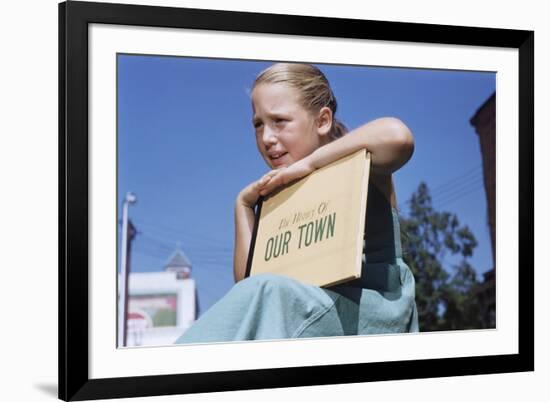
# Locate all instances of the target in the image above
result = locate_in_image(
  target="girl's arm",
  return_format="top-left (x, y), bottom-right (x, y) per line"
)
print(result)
top-left (233, 170), bottom-right (279, 282)
top-left (310, 117), bottom-right (414, 175)
top-left (259, 117), bottom-right (414, 196)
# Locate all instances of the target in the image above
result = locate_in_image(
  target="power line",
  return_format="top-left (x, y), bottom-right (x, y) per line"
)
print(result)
top-left (435, 182), bottom-right (484, 209)
top-left (137, 231), bottom-right (232, 255)
top-left (136, 233), bottom-right (174, 251)
top-left (431, 176), bottom-right (484, 205)
top-left (134, 240), bottom-right (234, 269)
top-left (429, 164), bottom-right (482, 197)
top-left (134, 240), bottom-right (228, 265)
top-left (133, 245), bottom-right (234, 279)
top-left (399, 164), bottom-right (484, 211)
top-left (430, 170), bottom-right (483, 199)
top-left (135, 218), bottom-right (231, 249)
top-left (135, 227), bottom-right (233, 257)
top-left (135, 245), bottom-right (233, 268)
top-left (134, 248), bottom-right (171, 262)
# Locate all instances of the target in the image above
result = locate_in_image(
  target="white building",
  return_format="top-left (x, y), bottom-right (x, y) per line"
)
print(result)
top-left (124, 248), bottom-right (199, 347)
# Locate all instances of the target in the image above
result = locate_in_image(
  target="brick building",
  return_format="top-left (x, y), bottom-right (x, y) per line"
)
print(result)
top-left (470, 92), bottom-right (496, 327)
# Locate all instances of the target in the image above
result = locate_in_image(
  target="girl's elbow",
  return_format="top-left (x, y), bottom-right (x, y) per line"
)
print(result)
top-left (387, 118), bottom-right (413, 148)
top-left (358, 117), bottom-right (414, 174)
top-left (385, 118), bottom-right (414, 162)
top-left (396, 122), bottom-right (414, 162)
top-left (375, 118), bottom-right (414, 174)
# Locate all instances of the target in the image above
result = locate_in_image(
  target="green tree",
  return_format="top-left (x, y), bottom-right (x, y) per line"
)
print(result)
top-left (399, 182), bottom-right (484, 331)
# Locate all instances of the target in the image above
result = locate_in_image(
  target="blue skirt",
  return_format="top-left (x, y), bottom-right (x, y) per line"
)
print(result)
top-left (174, 257), bottom-right (418, 344)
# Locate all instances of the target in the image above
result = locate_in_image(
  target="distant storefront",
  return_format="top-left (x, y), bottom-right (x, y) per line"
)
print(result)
top-left (124, 248), bottom-right (199, 346)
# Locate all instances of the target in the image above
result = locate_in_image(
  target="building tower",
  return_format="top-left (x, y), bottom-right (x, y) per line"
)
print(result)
top-left (164, 247), bottom-right (193, 279)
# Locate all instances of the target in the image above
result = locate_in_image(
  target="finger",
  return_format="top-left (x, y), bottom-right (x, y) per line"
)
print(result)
top-left (259, 170), bottom-right (278, 188)
top-left (260, 171), bottom-right (276, 182)
top-left (265, 170), bottom-right (279, 180)
top-left (260, 173), bottom-right (282, 196)
top-left (259, 180), bottom-right (273, 196)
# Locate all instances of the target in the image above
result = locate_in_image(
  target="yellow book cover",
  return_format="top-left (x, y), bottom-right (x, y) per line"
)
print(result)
top-left (246, 149), bottom-right (371, 287)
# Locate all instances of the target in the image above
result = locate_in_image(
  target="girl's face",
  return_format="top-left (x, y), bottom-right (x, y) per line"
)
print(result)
top-left (251, 83), bottom-right (328, 169)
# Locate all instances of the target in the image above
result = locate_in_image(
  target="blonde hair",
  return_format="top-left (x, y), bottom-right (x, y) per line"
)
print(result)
top-left (253, 63), bottom-right (348, 141)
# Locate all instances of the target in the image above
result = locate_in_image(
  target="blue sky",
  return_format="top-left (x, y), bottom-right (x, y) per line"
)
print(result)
top-left (117, 54), bottom-right (495, 315)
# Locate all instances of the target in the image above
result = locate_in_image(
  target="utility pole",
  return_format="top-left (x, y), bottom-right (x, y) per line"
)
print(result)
top-left (118, 192), bottom-right (137, 348)
top-left (123, 219), bottom-right (136, 347)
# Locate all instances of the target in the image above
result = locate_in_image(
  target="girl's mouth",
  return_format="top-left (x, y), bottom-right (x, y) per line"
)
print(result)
top-left (269, 152), bottom-right (288, 167)
top-left (270, 152), bottom-right (287, 161)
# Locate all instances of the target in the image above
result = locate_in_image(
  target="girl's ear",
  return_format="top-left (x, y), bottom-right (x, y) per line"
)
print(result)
top-left (316, 106), bottom-right (333, 137)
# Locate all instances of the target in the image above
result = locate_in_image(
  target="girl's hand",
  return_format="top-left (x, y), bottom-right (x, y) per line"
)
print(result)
top-left (259, 158), bottom-right (315, 197)
top-left (237, 170), bottom-right (280, 208)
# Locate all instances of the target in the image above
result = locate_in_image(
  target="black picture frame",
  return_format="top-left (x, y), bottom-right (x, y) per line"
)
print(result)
top-left (59, 1), bottom-right (534, 400)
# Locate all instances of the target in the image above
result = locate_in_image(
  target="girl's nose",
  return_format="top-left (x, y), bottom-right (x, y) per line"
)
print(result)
top-left (262, 126), bottom-right (277, 145)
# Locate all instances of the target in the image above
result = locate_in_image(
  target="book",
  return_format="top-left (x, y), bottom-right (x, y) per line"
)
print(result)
top-left (245, 149), bottom-right (371, 287)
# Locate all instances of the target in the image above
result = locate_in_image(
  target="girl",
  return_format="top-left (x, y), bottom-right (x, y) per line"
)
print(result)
top-left (175, 63), bottom-right (418, 343)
